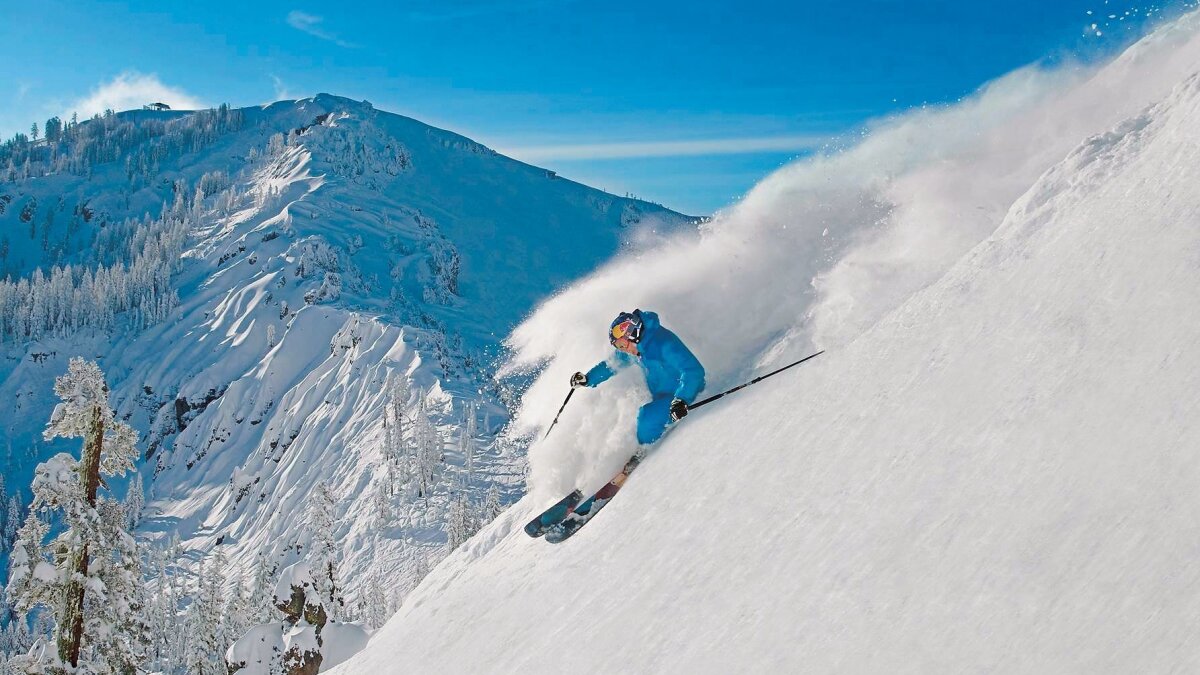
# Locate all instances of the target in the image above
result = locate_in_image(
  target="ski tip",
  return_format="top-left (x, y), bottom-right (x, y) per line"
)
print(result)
top-left (524, 520), bottom-right (548, 538)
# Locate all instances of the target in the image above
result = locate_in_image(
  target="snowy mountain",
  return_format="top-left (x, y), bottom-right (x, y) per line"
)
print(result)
top-left (332, 11), bottom-right (1200, 674)
top-left (0, 93), bottom-right (693, 625)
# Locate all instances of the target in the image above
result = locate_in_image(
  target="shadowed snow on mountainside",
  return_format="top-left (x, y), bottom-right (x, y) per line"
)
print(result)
top-left (334, 11), bottom-right (1200, 674)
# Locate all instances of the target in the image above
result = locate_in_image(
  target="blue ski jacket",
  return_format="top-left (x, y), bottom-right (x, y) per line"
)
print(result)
top-left (583, 311), bottom-right (706, 404)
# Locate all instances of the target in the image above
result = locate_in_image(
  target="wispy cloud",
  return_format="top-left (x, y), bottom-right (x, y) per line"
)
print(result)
top-left (17, 83), bottom-right (31, 102)
top-left (286, 11), bottom-right (356, 48)
top-left (270, 74), bottom-right (296, 102)
top-left (499, 134), bottom-right (827, 162)
top-left (67, 72), bottom-right (205, 118)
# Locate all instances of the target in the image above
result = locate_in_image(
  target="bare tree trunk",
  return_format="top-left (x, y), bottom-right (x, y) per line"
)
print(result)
top-left (58, 402), bottom-right (104, 667)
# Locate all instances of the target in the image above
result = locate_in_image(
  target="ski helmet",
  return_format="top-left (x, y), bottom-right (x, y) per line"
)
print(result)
top-left (609, 310), bottom-right (645, 347)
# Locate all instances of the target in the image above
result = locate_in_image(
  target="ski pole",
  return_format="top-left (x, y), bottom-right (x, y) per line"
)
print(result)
top-left (690, 350), bottom-right (824, 411)
top-left (543, 388), bottom-right (575, 440)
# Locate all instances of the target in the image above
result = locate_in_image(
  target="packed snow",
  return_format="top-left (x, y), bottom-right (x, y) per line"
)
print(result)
top-left (333, 10), bottom-right (1200, 674)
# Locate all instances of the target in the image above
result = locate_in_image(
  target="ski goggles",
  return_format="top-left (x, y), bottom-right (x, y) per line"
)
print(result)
top-left (610, 318), bottom-right (639, 345)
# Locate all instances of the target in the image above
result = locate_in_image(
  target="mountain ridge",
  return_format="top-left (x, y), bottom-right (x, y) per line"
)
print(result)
top-left (0, 92), bottom-right (695, 615)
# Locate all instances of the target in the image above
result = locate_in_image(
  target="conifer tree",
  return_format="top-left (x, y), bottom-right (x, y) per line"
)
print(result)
top-left (383, 374), bottom-right (411, 496)
top-left (225, 574), bottom-right (253, 655)
top-left (363, 572), bottom-right (390, 630)
top-left (0, 477), bottom-right (6, 555)
top-left (5, 357), bottom-right (145, 672)
top-left (408, 553), bottom-right (430, 593)
top-left (248, 548), bottom-right (278, 625)
top-left (460, 402), bottom-right (478, 487)
top-left (372, 481), bottom-right (392, 528)
top-left (412, 391), bottom-right (443, 505)
top-left (306, 482), bottom-right (343, 619)
top-left (2, 497), bottom-right (20, 555)
top-left (446, 493), bottom-right (478, 553)
top-left (124, 471), bottom-right (144, 529)
top-left (482, 484), bottom-right (503, 524)
top-left (186, 550), bottom-right (229, 675)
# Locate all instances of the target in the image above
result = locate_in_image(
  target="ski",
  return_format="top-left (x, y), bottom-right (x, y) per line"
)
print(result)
top-left (524, 489), bottom-right (584, 538)
top-left (545, 454), bottom-right (641, 544)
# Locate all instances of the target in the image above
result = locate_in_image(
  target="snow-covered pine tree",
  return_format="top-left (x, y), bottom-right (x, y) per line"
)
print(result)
top-left (446, 495), bottom-right (469, 552)
top-left (407, 553), bottom-right (430, 594)
top-left (0, 615), bottom-right (32, 663)
top-left (88, 500), bottom-right (150, 673)
top-left (124, 471), bottom-right (144, 529)
top-left (144, 545), bottom-right (173, 671)
top-left (0, 477), bottom-right (6, 556)
top-left (225, 573), bottom-right (254, 654)
top-left (4, 357), bottom-right (145, 672)
top-left (363, 572), bottom-right (390, 630)
top-left (383, 374), bottom-right (411, 498)
top-left (384, 447), bottom-right (399, 499)
top-left (460, 401), bottom-right (478, 487)
top-left (2, 497), bottom-right (20, 556)
top-left (306, 482), bottom-right (344, 619)
top-left (185, 550), bottom-right (229, 675)
top-left (412, 390), bottom-right (443, 505)
top-left (248, 548), bottom-right (278, 625)
top-left (145, 536), bottom-right (188, 673)
top-left (382, 408), bottom-right (398, 499)
top-left (446, 493), bottom-right (479, 553)
top-left (372, 481), bottom-right (392, 529)
top-left (481, 484), bottom-right (502, 524)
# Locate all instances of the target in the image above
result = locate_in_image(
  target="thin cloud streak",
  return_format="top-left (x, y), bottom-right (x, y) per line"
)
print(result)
top-left (499, 134), bottom-right (827, 161)
top-left (286, 11), bottom-right (356, 48)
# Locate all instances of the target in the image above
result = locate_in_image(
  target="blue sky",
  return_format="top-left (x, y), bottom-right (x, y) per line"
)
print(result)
top-left (0, 0), bottom-right (1183, 214)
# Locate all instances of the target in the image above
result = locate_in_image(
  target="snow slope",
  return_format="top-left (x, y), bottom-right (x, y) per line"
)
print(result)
top-left (0, 95), bottom-right (692, 601)
top-left (334, 12), bottom-right (1200, 674)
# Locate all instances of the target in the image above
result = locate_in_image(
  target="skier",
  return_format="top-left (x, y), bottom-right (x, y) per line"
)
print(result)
top-left (530, 311), bottom-right (820, 542)
top-left (524, 310), bottom-right (707, 542)
top-left (522, 310), bottom-right (705, 542)
top-left (570, 309), bottom-right (706, 447)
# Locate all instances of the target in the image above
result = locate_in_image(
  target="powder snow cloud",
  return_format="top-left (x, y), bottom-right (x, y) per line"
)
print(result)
top-left (502, 10), bottom-right (1200, 496)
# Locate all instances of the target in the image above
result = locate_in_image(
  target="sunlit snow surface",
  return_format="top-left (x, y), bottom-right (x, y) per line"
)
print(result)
top-left (334, 11), bottom-right (1200, 674)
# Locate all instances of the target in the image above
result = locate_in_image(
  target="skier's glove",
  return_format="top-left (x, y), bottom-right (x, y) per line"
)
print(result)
top-left (669, 398), bottom-right (689, 422)
top-left (570, 372), bottom-right (588, 388)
